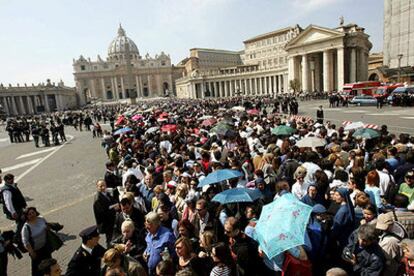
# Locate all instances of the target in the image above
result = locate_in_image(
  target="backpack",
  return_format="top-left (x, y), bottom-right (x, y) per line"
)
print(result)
top-left (384, 173), bottom-right (399, 205)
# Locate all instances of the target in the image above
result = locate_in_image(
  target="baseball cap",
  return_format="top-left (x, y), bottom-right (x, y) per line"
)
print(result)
top-left (376, 213), bottom-right (394, 231)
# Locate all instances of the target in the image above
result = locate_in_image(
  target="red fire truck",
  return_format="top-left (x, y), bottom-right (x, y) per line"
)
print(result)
top-left (342, 81), bottom-right (381, 99)
top-left (372, 83), bottom-right (404, 98)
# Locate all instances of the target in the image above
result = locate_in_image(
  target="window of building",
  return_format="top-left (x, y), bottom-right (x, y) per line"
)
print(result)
top-left (161, 61), bottom-right (166, 66)
top-left (93, 66), bottom-right (97, 70)
top-left (80, 65), bottom-right (85, 71)
top-left (279, 57), bottom-right (284, 64)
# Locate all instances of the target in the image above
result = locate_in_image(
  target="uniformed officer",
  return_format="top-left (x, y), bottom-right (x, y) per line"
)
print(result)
top-left (65, 226), bottom-right (106, 276)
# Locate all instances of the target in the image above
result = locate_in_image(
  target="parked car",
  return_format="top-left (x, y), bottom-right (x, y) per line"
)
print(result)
top-left (349, 95), bottom-right (378, 106)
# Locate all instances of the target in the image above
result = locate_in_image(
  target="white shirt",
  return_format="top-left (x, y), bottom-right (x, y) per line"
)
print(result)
top-left (2, 184), bottom-right (17, 215)
top-left (377, 169), bottom-right (394, 196)
top-left (122, 167), bottom-right (144, 187)
top-left (292, 181), bottom-right (309, 200)
top-left (302, 162), bottom-right (321, 186)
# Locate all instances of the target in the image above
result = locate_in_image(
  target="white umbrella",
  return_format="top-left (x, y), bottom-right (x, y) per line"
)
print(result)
top-left (231, 106), bottom-right (245, 112)
top-left (344, 121), bottom-right (365, 131)
top-left (145, 126), bottom-right (159, 134)
top-left (296, 136), bottom-right (326, 148)
top-left (198, 115), bottom-right (213, 121)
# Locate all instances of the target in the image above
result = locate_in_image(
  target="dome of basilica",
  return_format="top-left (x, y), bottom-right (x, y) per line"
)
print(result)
top-left (108, 25), bottom-right (140, 61)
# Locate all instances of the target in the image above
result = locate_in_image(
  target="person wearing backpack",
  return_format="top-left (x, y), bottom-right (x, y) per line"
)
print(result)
top-left (376, 212), bottom-right (406, 275)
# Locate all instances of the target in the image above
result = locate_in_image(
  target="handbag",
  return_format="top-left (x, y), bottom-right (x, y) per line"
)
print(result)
top-left (46, 229), bottom-right (63, 252)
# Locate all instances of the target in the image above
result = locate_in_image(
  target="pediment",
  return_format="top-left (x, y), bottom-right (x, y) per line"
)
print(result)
top-left (285, 25), bottom-right (344, 50)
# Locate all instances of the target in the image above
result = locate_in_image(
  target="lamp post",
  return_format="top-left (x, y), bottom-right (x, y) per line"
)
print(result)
top-left (398, 54), bottom-right (403, 83)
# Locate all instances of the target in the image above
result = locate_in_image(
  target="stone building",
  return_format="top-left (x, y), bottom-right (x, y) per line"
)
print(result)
top-left (176, 21), bottom-right (372, 99)
top-left (285, 23), bottom-right (372, 92)
top-left (0, 79), bottom-right (77, 116)
top-left (176, 25), bottom-right (301, 98)
top-left (383, 0), bottom-right (414, 83)
top-left (73, 25), bottom-right (181, 105)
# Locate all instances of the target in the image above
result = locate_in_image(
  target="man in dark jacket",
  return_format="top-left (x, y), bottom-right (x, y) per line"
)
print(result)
top-left (93, 180), bottom-right (119, 247)
top-left (0, 174), bottom-right (27, 245)
top-left (66, 226), bottom-right (106, 276)
top-left (112, 196), bottom-right (145, 241)
top-left (343, 224), bottom-right (385, 276)
top-left (224, 217), bottom-right (269, 276)
top-left (316, 105), bottom-right (324, 124)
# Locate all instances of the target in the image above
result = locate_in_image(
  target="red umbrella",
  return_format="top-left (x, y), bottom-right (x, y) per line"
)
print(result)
top-left (201, 118), bottom-right (216, 127)
top-left (161, 124), bottom-right (177, 132)
top-left (159, 112), bottom-right (169, 118)
top-left (115, 115), bottom-right (125, 126)
top-left (131, 114), bottom-right (143, 121)
top-left (247, 109), bottom-right (260, 115)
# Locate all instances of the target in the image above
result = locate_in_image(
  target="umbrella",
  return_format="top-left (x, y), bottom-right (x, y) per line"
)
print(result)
top-left (115, 116), bottom-right (125, 126)
top-left (212, 188), bottom-right (262, 204)
top-left (113, 127), bottom-right (133, 136)
top-left (271, 125), bottom-right (295, 136)
top-left (210, 123), bottom-right (233, 136)
top-left (198, 169), bottom-right (243, 187)
top-left (131, 114), bottom-right (143, 121)
top-left (247, 109), bottom-right (260, 115)
top-left (231, 106), bottom-right (245, 112)
top-left (201, 118), bottom-right (216, 127)
top-left (198, 115), bottom-right (213, 121)
top-left (352, 128), bottom-right (380, 139)
top-left (344, 121), bottom-right (365, 131)
top-left (159, 112), bottom-right (169, 118)
top-left (295, 136), bottom-right (326, 148)
top-left (161, 124), bottom-right (177, 133)
top-left (157, 118), bottom-right (168, 123)
top-left (145, 126), bottom-right (159, 134)
top-left (255, 193), bottom-right (312, 259)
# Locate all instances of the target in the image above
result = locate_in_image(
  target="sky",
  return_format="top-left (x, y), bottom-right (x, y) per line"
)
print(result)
top-left (0, 0), bottom-right (383, 87)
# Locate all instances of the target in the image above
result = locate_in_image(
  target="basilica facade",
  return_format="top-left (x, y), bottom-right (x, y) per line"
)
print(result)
top-left (176, 21), bottom-right (372, 98)
top-left (73, 25), bottom-right (181, 105)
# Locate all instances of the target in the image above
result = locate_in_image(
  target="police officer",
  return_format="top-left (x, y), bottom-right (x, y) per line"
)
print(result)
top-left (0, 174), bottom-right (27, 247)
top-left (65, 226), bottom-right (106, 276)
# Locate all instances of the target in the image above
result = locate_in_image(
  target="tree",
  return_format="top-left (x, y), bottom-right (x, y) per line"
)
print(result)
top-left (289, 78), bottom-right (301, 93)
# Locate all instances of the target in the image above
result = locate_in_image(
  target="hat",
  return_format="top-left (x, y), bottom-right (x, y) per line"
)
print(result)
top-left (167, 180), bottom-right (177, 188)
top-left (79, 226), bottom-right (99, 240)
top-left (312, 204), bottom-right (327, 214)
top-left (255, 178), bottom-right (265, 185)
top-left (406, 169), bottom-right (414, 179)
top-left (181, 172), bottom-right (191, 178)
top-left (376, 213), bottom-right (394, 231)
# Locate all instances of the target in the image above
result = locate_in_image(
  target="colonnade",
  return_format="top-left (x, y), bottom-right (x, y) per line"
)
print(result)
top-left (88, 74), bottom-right (172, 101)
top-left (0, 94), bottom-right (59, 115)
top-left (189, 74), bottom-right (287, 99)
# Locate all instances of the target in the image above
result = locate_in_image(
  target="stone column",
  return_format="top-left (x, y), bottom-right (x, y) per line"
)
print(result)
top-left (301, 54), bottom-right (309, 92)
top-left (314, 56), bottom-right (321, 91)
top-left (248, 79), bottom-right (252, 95)
top-left (139, 76), bottom-right (144, 98)
top-left (135, 75), bottom-right (140, 98)
top-left (337, 47), bottom-right (345, 91)
top-left (43, 94), bottom-right (50, 112)
top-left (258, 77), bottom-right (262, 95)
top-left (113, 77), bottom-right (119, 100)
top-left (1, 97), bottom-right (9, 115)
top-left (277, 75), bottom-right (282, 94)
top-left (288, 56), bottom-right (296, 86)
top-left (283, 73), bottom-right (288, 93)
top-left (349, 48), bottom-right (357, 83)
top-left (323, 50), bottom-right (331, 92)
top-left (18, 96), bottom-right (26, 114)
top-left (101, 78), bottom-right (107, 100)
top-left (120, 76), bottom-right (126, 99)
top-left (10, 97), bottom-right (17, 115)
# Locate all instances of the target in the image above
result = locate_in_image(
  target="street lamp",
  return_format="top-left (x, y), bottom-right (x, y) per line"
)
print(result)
top-left (398, 54), bottom-right (403, 83)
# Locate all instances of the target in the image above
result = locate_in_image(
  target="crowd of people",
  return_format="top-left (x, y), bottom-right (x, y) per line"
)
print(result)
top-left (1, 96), bottom-right (414, 276)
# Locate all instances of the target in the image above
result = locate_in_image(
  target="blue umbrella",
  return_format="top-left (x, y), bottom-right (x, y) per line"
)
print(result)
top-left (255, 193), bottom-right (312, 259)
top-left (198, 169), bottom-right (243, 188)
top-left (113, 127), bottom-right (133, 135)
top-left (212, 188), bottom-right (262, 204)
